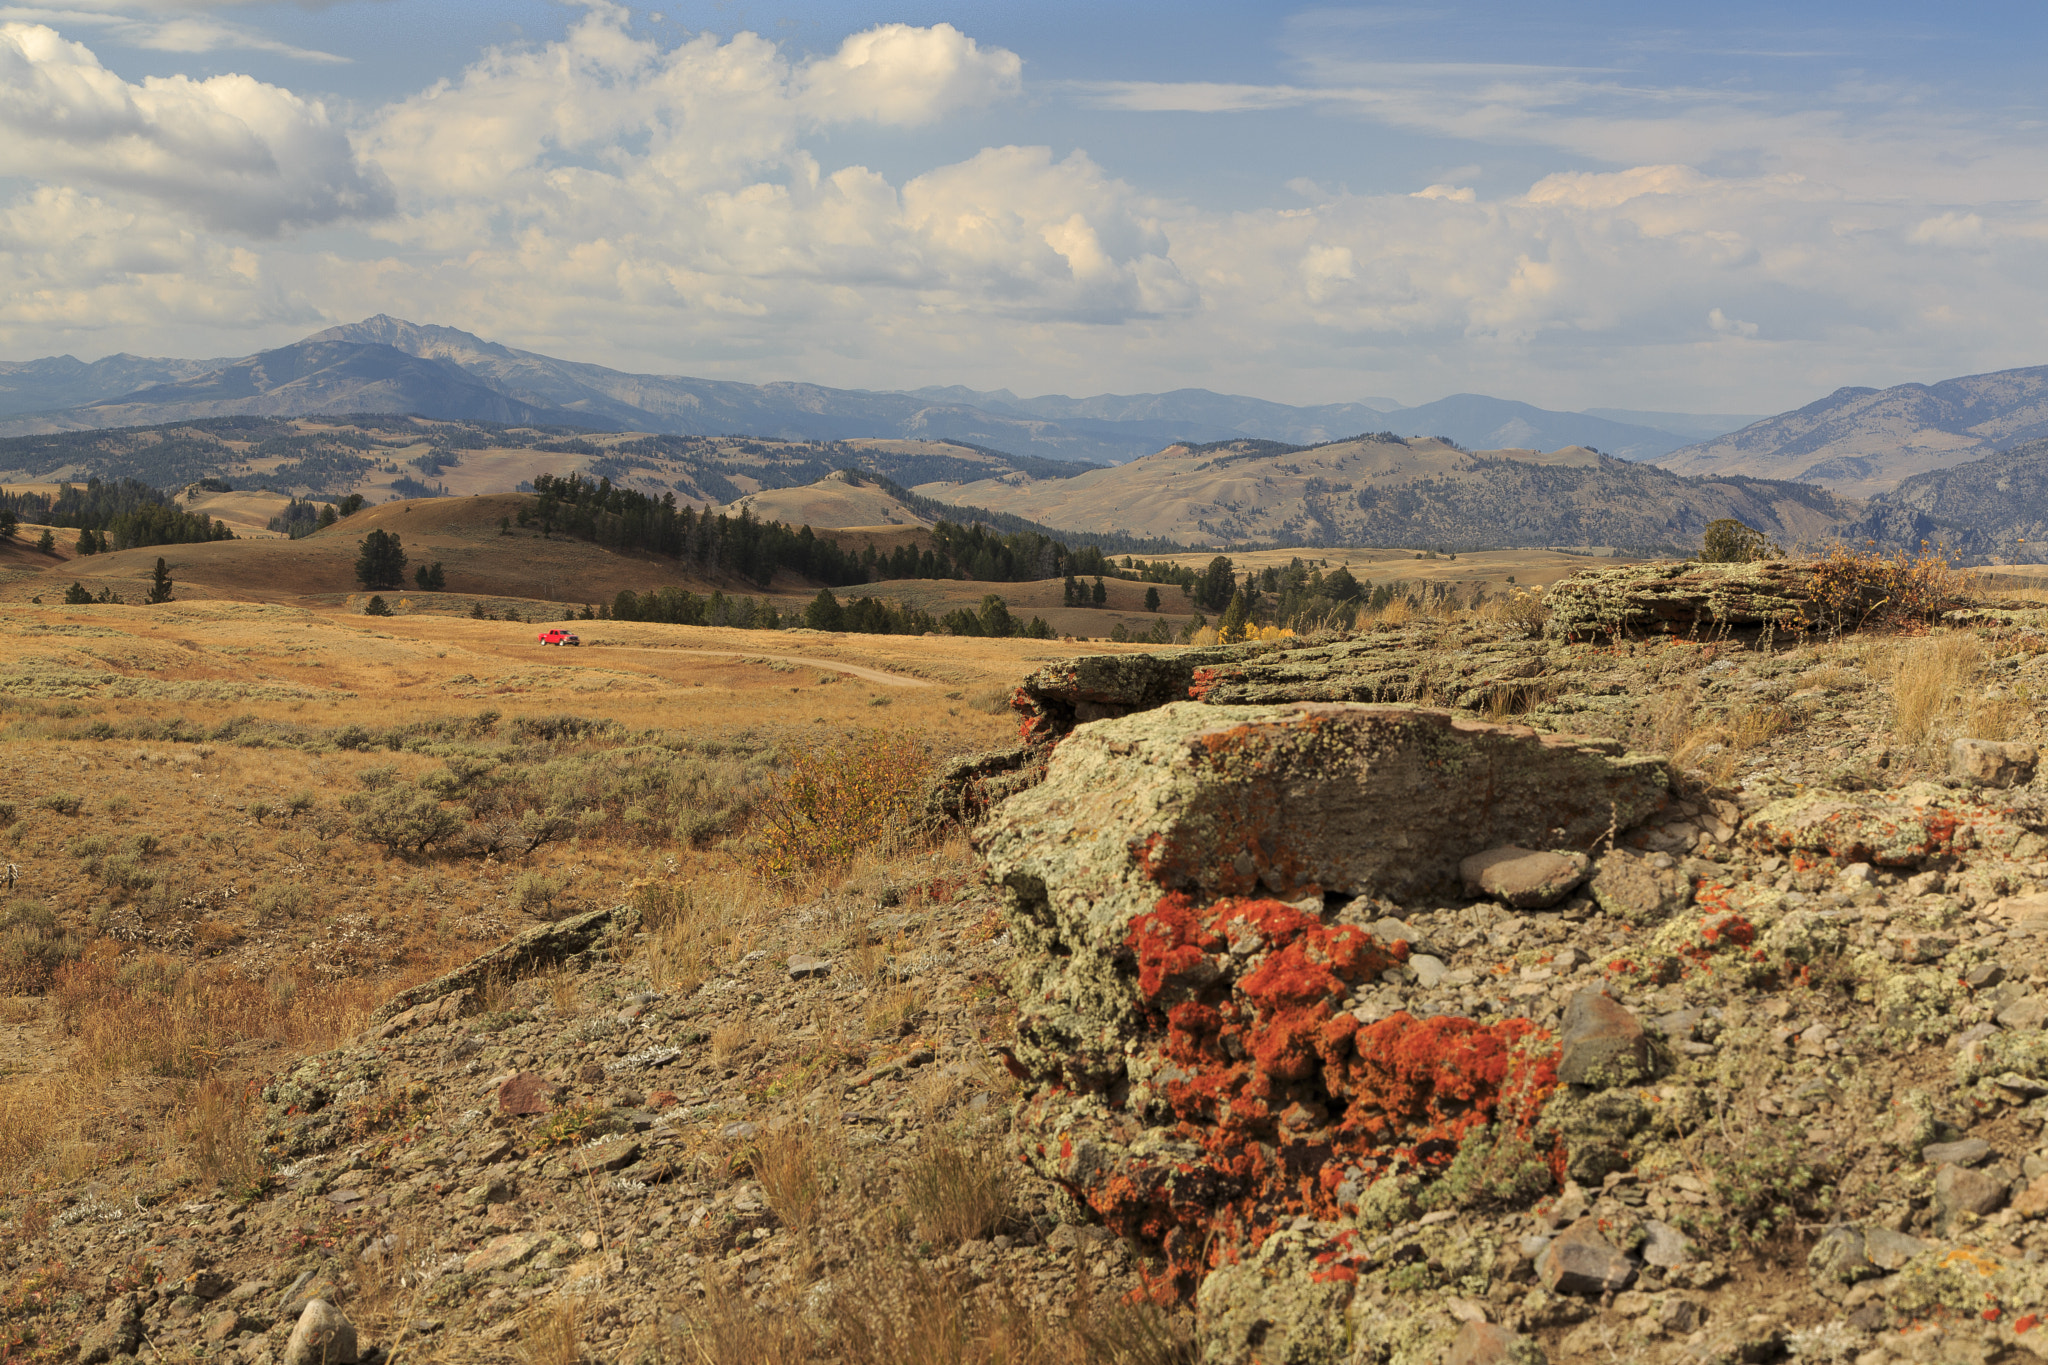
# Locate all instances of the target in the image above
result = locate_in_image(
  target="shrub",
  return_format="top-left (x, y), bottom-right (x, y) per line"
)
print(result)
top-left (1700, 518), bottom-right (1783, 563)
top-left (746, 730), bottom-right (934, 884)
top-left (1806, 541), bottom-right (1964, 631)
top-left (35, 794), bottom-right (82, 816)
top-left (363, 595), bottom-right (392, 617)
top-left (343, 788), bottom-right (461, 855)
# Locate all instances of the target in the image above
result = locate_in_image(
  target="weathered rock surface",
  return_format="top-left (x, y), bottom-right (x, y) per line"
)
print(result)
top-left (1446, 1320), bottom-right (1548, 1365)
top-left (1951, 737), bottom-right (2039, 788)
top-left (978, 700), bottom-right (1667, 1085)
top-left (1460, 846), bottom-right (1591, 909)
top-left (1541, 559), bottom-right (1889, 641)
top-left (1555, 990), bottom-right (1655, 1087)
top-left (1587, 848), bottom-right (1694, 923)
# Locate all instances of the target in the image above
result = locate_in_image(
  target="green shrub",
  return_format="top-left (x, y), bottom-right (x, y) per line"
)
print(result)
top-left (343, 788), bottom-right (462, 855)
top-left (35, 794), bottom-right (83, 816)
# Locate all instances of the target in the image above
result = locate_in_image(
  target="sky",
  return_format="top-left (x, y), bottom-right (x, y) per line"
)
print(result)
top-left (3, 1), bottom-right (2048, 414)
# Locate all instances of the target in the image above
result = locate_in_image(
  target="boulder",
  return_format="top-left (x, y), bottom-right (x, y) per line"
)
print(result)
top-left (978, 701), bottom-right (1667, 1086)
top-left (497, 1071), bottom-right (559, 1117)
top-left (1536, 1218), bottom-right (1636, 1295)
top-left (1935, 1162), bottom-right (2009, 1219)
top-left (1460, 846), bottom-right (1590, 909)
top-left (282, 1300), bottom-right (358, 1365)
top-left (1556, 990), bottom-right (1655, 1087)
top-left (76, 1295), bottom-right (141, 1364)
top-left (1952, 738), bottom-right (2039, 789)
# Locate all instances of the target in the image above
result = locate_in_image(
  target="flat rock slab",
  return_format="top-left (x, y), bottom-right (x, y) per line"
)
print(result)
top-left (1936, 1162), bottom-right (2009, 1218)
top-left (1589, 849), bottom-right (1694, 923)
top-left (1461, 845), bottom-right (1590, 909)
top-left (786, 954), bottom-right (832, 980)
top-left (464, 1231), bottom-right (546, 1275)
top-left (497, 1071), bottom-right (559, 1117)
top-left (977, 701), bottom-right (1668, 1084)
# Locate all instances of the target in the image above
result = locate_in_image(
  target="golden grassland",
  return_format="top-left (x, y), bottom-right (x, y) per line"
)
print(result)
top-left (0, 595), bottom-right (1140, 1208)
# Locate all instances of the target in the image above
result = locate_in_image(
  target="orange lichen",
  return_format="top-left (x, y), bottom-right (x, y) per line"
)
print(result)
top-left (1075, 893), bottom-right (1561, 1294)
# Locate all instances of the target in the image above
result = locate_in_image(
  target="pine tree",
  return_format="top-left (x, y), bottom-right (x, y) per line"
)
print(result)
top-left (1144, 586), bottom-right (1161, 612)
top-left (75, 527), bottom-right (97, 556)
top-left (146, 557), bottom-right (173, 604)
top-left (318, 504), bottom-right (338, 529)
top-left (364, 595), bottom-right (392, 617)
top-left (354, 530), bottom-right (408, 589)
top-left (1091, 577), bottom-right (1107, 606)
top-left (63, 581), bottom-right (91, 604)
top-left (35, 530), bottom-right (54, 555)
top-left (1219, 588), bottom-right (1251, 643)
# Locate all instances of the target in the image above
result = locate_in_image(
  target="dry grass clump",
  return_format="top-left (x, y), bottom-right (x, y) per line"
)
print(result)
top-left (1807, 541), bottom-right (1967, 631)
top-left (517, 1295), bottom-right (590, 1365)
top-left (174, 1076), bottom-right (267, 1195)
top-left (900, 1129), bottom-right (1014, 1246)
top-left (660, 1258), bottom-right (1195, 1365)
top-left (1891, 633), bottom-right (1980, 746)
top-left (630, 875), bottom-right (762, 997)
top-left (749, 1119), bottom-right (843, 1238)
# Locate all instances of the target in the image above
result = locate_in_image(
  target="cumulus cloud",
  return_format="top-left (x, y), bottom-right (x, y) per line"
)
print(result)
top-left (796, 22), bottom-right (1020, 127)
top-left (0, 22), bottom-right (389, 233)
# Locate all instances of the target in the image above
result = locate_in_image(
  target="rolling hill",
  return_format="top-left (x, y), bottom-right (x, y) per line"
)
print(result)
top-left (1658, 363), bottom-right (2048, 497)
top-left (913, 434), bottom-right (1858, 554)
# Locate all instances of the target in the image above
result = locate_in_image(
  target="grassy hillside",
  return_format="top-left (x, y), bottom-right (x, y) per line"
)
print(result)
top-left (916, 434), bottom-right (1858, 553)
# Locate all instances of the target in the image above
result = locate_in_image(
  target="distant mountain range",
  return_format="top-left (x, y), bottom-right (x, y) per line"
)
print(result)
top-left (1658, 364), bottom-right (2048, 498)
top-left (0, 316), bottom-right (1760, 464)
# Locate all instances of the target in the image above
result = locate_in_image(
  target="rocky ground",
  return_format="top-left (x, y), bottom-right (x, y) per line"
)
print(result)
top-left (14, 560), bottom-right (2048, 1364)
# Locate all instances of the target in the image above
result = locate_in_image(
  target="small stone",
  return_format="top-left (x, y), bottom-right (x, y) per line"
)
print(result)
top-left (497, 1071), bottom-right (559, 1117)
top-left (1886, 930), bottom-right (1954, 964)
top-left (1640, 1219), bottom-right (1694, 1268)
top-left (787, 954), bottom-right (832, 980)
top-left (1862, 1227), bottom-right (1929, 1270)
top-left (2013, 1176), bottom-right (2048, 1218)
top-left (1922, 1138), bottom-right (1992, 1167)
top-left (1461, 846), bottom-right (1591, 910)
top-left (1556, 990), bottom-right (1655, 1087)
top-left (1445, 1320), bottom-right (1546, 1365)
top-left (560, 1137), bottom-right (640, 1176)
top-left (1935, 1162), bottom-right (2008, 1218)
top-left (77, 1295), bottom-right (142, 1364)
top-left (1808, 1225), bottom-right (1875, 1287)
top-left (1951, 738), bottom-right (2039, 789)
top-left (283, 1300), bottom-right (358, 1365)
top-left (1408, 953), bottom-right (1449, 989)
top-left (463, 1232), bottom-right (546, 1274)
top-left (1999, 995), bottom-right (2048, 1029)
top-left (202, 1308), bottom-right (253, 1343)
top-left (1536, 1217), bottom-right (1635, 1296)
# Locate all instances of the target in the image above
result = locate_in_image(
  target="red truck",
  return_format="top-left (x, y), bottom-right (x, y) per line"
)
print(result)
top-left (537, 629), bottom-right (581, 646)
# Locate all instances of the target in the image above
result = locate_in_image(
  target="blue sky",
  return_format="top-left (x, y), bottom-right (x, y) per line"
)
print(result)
top-left (3, 1), bottom-right (2046, 415)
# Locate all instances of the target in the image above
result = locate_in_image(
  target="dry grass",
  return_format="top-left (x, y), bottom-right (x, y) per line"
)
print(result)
top-left (865, 984), bottom-right (927, 1040)
top-left (516, 1296), bottom-right (590, 1365)
top-left (708, 1022), bottom-right (747, 1065)
top-left (175, 1077), bottom-right (267, 1195)
top-left (1891, 633), bottom-right (1981, 746)
top-left (900, 1129), bottom-right (1014, 1247)
top-left (749, 1119), bottom-right (842, 1238)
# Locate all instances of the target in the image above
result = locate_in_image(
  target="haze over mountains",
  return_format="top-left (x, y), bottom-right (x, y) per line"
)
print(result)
top-left (1658, 364), bottom-right (2048, 498)
top-left (0, 316), bottom-right (1756, 465)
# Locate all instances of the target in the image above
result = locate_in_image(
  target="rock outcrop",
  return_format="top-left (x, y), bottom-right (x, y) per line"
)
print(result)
top-left (976, 700), bottom-right (1673, 1352)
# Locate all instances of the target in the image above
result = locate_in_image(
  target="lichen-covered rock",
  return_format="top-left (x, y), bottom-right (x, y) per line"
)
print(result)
top-left (1541, 559), bottom-right (1891, 642)
top-left (1743, 782), bottom-right (2048, 869)
top-left (1952, 737), bottom-right (2039, 789)
top-left (980, 701), bottom-right (1666, 1086)
top-left (1013, 647), bottom-right (1245, 743)
top-left (1555, 991), bottom-right (1654, 1088)
top-left (1587, 849), bottom-right (1693, 924)
top-left (1194, 1228), bottom-right (1355, 1365)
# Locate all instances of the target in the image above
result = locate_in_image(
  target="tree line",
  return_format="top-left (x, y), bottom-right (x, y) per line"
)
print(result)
top-left (0, 477), bottom-right (234, 551)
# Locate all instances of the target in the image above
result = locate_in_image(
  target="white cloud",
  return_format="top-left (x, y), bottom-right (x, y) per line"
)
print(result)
top-left (0, 5), bottom-right (349, 62)
top-left (0, 21), bottom-right (388, 233)
top-left (796, 22), bottom-right (1020, 128)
